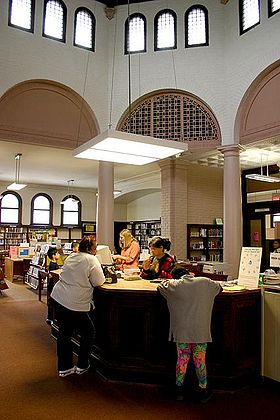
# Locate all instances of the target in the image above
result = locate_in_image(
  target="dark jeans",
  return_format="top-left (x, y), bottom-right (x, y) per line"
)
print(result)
top-left (47, 278), bottom-right (55, 321)
top-left (53, 300), bottom-right (95, 372)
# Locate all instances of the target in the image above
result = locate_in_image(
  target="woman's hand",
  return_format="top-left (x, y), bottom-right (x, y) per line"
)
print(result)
top-left (142, 259), bottom-right (151, 270)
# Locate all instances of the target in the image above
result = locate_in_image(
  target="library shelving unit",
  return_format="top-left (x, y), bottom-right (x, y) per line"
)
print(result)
top-left (1, 226), bottom-right (28, 250)
top-left (81, 222), bottom-right (96, 238)
top-left (187, 224), bottom-right (223, 262)
top-left (133, 220), bottom-right (161, 250)
top-left (28, 227), bottom-right (57, 243)
top-left (57, 226), bottom-right (83, 245)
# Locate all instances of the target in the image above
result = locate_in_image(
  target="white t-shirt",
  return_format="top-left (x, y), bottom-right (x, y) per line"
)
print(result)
top-left (51, 252), bottom-right (105, 312)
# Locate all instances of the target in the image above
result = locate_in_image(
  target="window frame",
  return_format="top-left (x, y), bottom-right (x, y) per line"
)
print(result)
top-left (185, 5), bottom-right (209, 48)
top-left (268, 0), bottom-right (280, 17)
top-left (30, 193), bottom-right (53, 226)
top-left (239, 0), bottom-right (260, 35)
top-left (0, 191), bottom-right (22, 225)
top-left (42, 0), bottom-right (67, 43)
top-left (60, 195), bottom-right (81, 227)
top-left (73, 7), bottom-right (95, 52)
top-left (8, 0), bottom-right (35, 33)
top-left (124, 13), bottom-right (147, 55)
top-left (154, 9), bottom-right (177, 52)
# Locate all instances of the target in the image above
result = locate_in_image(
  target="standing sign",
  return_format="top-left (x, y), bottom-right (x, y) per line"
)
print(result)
top-left (270, 252), bottom-right (280, 268)
top-left (237, 247), bottom-right (262, 288)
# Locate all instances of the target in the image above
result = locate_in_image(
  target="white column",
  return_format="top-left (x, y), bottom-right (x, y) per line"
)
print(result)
top-left (96, 161), bottom-right (114, 250)
top-left (219, 144), bottom-right (244, 278)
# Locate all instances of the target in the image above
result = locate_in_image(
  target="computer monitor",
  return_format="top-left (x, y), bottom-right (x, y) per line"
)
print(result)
top-left (96, 245), bottom-right (114, 265)
top-left (18, 247), bottom-right (29, 257)
top-left (63, 243), bottom-right (72, 252)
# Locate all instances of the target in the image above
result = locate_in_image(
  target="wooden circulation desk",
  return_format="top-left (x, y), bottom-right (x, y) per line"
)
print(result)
top-left (4, 257), bottom-right (32, 282)
top-left (51, 277), bottom-right (261, 388)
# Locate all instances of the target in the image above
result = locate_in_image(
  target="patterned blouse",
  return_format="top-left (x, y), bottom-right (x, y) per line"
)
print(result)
top-left (140, 253), bottom-right (175, 280)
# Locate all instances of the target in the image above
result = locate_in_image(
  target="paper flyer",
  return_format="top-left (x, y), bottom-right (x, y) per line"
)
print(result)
top-left (237, 247), bottom-right (262, 288)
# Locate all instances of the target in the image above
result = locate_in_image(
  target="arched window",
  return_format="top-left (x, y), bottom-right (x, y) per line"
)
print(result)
top-left (8, 0), bottom-right (35, 32)
top-left (239, 0), bottom-right (260, 34)
top-left (43, 0), bottom-right (67, 42)
top-left (74, 7), bottom-right (95, 51)
top-left (185, 5), bottom-right (209, 48)
top-left (0, 192), bottom-right (22, 225)
top-left (268, 0), bottom-right (280, 17)
top-left (31, 194), bottom-right (53, 226)
top-left (154, 9), bottom-right (177, 51)
top-left (61, 196), bottom-right (81, 226)
top-left (125, 13), bottom-right (146, 54)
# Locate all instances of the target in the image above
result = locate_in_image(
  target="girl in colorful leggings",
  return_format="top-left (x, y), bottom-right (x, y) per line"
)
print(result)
top-left (158, 265), bottom-right (222, 403)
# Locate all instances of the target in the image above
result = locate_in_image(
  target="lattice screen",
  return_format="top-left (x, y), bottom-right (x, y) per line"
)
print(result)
top-left (117, 91), bottom-right (220, 148)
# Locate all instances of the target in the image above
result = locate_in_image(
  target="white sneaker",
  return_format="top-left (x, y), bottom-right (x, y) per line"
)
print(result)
top-left (58, 367), bottom-right (76, 377)
top-left (76, 365), bottom-right (90, 375)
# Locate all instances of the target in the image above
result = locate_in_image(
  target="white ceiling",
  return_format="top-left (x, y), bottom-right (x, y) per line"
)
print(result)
top-left (0, 136), bottom-right (279, 197)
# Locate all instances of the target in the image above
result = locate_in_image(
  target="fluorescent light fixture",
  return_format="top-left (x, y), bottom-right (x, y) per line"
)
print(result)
top-left (7, 182), bottom-right (27, 191)
top-left (7, 153), bottom-right (27, 191)
top-left (73, 130), bottom-right (187, 165)
top-left (60, 197), bottom-right (79, 205)
top-left (60, 179), bottom-right (79, 205)
top-left (245, 173), bottom-right (280, 183)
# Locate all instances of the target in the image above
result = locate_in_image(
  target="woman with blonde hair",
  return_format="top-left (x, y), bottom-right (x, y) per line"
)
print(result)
top-left (113, 229), bottom-right (140, 270)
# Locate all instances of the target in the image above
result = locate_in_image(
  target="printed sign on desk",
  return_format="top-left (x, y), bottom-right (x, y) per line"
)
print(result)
top-left (237, 247), bottom-right (262, 288)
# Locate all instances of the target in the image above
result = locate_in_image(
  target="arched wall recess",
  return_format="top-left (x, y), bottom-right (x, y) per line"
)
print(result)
top-left (237, 59), bottom-right (280, 145)
top-left (0, 79), bottom-right (99, 150)
top-left (117, 89), bottom-right (221, 150)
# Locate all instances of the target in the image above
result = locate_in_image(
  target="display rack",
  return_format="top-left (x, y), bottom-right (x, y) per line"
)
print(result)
top-left (187, 224), bottom-right (223, 262)
top-left (25, 251), bottom-right (47, 290)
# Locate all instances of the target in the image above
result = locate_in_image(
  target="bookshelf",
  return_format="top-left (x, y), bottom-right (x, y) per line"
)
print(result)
top-left (187, 224), bottom-right (223, 262)
top-left (133, 220), bottom-right (161, 251)
top-left (0, 226), bottom-right (28, 250)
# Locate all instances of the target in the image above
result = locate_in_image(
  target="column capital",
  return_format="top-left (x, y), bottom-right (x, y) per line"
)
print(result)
top-left (158, 156), bottom-right (189, 171)
top-left (218, 144), bottom-right (245, 156)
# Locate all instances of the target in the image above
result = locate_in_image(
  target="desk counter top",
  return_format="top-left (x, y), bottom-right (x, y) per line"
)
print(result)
top-left (50, 269), bottom-right (260, 295)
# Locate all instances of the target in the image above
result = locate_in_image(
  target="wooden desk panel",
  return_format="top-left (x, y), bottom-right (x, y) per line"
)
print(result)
top-left (51, 280), bottom-right (260, 388)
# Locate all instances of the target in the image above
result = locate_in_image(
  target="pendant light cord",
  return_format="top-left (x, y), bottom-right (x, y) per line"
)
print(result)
top-left (127, 0), bottom-right (132, 132)
top-left (76, 53), bottom-right (90, 147)
top-left (109, 1), bottom-right (119, 129)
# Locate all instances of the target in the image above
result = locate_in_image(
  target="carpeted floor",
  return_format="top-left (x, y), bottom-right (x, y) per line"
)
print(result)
top-left (0, 282), bottom-right (279, 420)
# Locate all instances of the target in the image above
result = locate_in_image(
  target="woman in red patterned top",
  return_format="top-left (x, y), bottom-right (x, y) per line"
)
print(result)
top-left (140, 236), bottom-right (175, 280)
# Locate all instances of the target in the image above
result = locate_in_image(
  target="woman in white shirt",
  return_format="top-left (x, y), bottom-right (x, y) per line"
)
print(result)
top-left (51, 236), bottom-right (105, 377)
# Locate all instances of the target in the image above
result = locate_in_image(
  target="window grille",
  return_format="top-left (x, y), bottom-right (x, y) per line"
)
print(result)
top-left (9, 0), bottom-right (34, 32)
top-left (43, 0), bottom-right (66, 41)
top-left (186, 6), bottom-right (208, 47)
top-left (155, 10), bottom-right (176, 51)
top-left (268, 0), bottom-right (280, 16)
top-left (74, 8), bottom-right (95, 51)
top-left (125, 14), bottom-right (146, 54)
top-left (240, 0), bottom-right (260, 34)
top-left (118, 92), bottom-right (220, 148)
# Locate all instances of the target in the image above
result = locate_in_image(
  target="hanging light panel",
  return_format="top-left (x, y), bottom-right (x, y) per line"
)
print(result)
top-left (73, 130), bottom-right (187, 165)
top-left (7, 153), bottom-right (27, 191)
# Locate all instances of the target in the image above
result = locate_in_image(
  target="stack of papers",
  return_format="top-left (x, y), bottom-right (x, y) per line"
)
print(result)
top-left (264, 274), bottom-right (280, 285)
